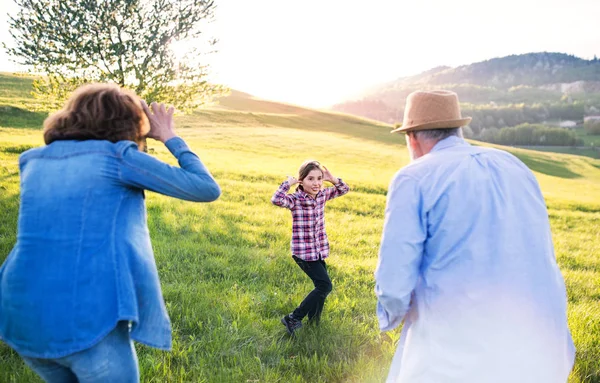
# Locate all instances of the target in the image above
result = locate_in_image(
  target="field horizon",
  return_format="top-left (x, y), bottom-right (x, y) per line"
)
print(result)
top-left (1, 73), bottom-right (599, 382)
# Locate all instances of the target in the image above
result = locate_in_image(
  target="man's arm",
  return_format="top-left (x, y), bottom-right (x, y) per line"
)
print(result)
top-left (374, 174), bottom-right (426, 332)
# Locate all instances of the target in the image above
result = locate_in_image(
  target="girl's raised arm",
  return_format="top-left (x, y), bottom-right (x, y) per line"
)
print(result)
top-left (271, 176), bottom-right (298, 209)
top-left (322, 166), bottom-right (350, 201)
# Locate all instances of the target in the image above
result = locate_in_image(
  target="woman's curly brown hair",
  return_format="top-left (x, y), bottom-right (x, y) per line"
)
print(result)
top-left (43, 83), bottom-right (150, 146)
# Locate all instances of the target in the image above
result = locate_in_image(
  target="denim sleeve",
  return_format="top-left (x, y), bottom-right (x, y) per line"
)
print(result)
top-left (117, 137), bottom-right (221, 202)
top-left (374, 174), bottom-right (425, 332)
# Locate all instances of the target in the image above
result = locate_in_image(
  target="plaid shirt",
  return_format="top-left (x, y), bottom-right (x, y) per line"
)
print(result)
top-left (271, 179), bottom-right (350, 261)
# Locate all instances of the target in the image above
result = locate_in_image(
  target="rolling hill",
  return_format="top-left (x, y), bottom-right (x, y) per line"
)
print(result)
top-left (332, 52), bottom-right (600, 153)
top-left (385, 52), bottom-right (600, 89)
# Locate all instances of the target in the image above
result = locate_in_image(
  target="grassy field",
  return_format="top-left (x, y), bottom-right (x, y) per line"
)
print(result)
top-left (576, 129), bottom-right (600, 148)
top-left (1, 73), bottom-right (600, 382)
top-left (522, 146), bottom-right (600, 160)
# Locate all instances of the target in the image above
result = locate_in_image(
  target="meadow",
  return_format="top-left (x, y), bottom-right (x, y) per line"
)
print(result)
top-left (1, 73), bottom-right (599, 382)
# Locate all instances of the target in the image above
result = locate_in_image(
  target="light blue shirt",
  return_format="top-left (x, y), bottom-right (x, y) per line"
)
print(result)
top-left (0, 137), bottom-right (220, 358)
top-left (375, 136), bottom-right (575, 383)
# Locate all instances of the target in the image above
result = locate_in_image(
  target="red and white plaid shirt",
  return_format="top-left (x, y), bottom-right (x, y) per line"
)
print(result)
top-left (271, 179), bottom-right (350, 261)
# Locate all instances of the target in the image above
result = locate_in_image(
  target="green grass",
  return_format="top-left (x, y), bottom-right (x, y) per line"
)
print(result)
top-left (522, 146), bottom-right (600, 160)
top-left (1, 73), bottom-right (600, 382)
top-left (576, 129), bottom-right (600, 147)
top-left (524, 130), bottom-right (600, 159)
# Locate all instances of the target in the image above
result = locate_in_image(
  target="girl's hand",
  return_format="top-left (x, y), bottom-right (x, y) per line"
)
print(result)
top-left (286, 176), bottom-right (299, 185)
top-left (322, 165), bottom-right (339, 184)
top-left (142, 101), bottom-right (177, 143)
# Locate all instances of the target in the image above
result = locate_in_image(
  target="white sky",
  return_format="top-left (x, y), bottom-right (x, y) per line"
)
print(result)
top-left (1, 0), bottom-right (600, 107)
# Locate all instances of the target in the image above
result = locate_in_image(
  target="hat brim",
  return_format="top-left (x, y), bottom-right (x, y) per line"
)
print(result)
top-left (390, 117), bottom-right (472, 133)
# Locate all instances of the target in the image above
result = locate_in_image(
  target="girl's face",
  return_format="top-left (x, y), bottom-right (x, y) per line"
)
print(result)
top-left (301, 169), bottom-right (323, 197)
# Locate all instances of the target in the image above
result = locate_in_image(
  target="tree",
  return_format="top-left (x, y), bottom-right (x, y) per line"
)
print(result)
top-left (479, 127), bottom-right (499, 143)
top-left (584, 119), bottom-right (600, 135)
top-left (462, 125), bottom-right (474, 139)
top-left (5, 0), bottom-right (226, 111)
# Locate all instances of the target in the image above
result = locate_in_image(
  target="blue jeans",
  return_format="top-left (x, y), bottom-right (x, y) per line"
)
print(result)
top-left (20, 321), bottom-right (139, 383)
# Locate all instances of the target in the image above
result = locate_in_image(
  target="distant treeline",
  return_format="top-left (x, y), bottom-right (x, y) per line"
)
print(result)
top-left (333, 99), bottom-right (590, 146)
top-left (461, 103), bottom-right (585, 133)
top-left (354, 84), bottom-right (567, 108)
top-left (585, 120), bottom-right (600, 135)
top-left (467, 124), bottom-right (584, 146)
top-left (332, 99), bottom-right (590, 132)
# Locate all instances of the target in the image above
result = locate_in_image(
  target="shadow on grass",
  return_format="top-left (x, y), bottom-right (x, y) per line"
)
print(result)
top-left (512, 152), bottom-right (581, 179)
top-left (139, 202), bottom-right (383, 381)
top-left (192, 108), bottom-right (402, 147)
top-left (146, 201), bottom-right (374, 327)
top-left (0, 192), bottom-right (19, 264)
top-left (548, 200), bottom-right (600, 214)
top-left (0, 104), bottom-right (47, 130)
top-left (0, 194), bottom-right (41, 382)
top-left (1, 144), bottom-right (36, 155)
top-left (2, 189), bottom-right (595, 382)
top-left (146, 201), bottom-right (363, 293)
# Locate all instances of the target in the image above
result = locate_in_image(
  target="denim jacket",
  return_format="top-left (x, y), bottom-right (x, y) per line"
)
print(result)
top-left (0, 137), bottom-right (220, 358)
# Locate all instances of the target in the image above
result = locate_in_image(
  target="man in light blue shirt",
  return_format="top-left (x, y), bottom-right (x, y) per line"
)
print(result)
top-left (375, 90), bottom-right (575, 383)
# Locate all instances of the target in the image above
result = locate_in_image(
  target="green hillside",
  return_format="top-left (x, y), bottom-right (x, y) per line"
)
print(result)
top-left (400, 53), bottom-right (600, 88)
top-left (1, 73), bottom-right (600, 382)
top-left (354, 53), bottom-right (600, 104)
top-left (332, 53), bottom-right (600, 156)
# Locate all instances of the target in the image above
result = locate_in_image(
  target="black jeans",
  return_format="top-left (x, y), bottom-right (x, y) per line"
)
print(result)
top-left (291, 256), bottom-right (332, 324)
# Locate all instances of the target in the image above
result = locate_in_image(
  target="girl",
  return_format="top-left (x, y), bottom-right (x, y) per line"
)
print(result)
top-left (271, 160), bottom-right (350, 335)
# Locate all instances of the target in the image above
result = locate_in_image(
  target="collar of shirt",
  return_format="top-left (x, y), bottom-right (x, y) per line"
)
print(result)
top-left (430, 135), bottom-right (469, 154)
top-left (296, 187), bottom-right (322, 202)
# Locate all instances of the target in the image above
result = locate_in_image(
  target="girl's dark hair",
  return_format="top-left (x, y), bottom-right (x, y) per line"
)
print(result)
top-left (43, 83), bottom-right (150, 145)
top-left (298, 160), bottom-right (323, 180)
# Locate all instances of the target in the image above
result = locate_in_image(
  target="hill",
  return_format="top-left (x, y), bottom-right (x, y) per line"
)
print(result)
top-left (332, 53), bottom-right (600, 157)
top-left (1, 73), bottom-right (600, 382)
top-left (396, 52), bottom-right (600, 89)
top-left (341, 52), bottom-right (600, 107)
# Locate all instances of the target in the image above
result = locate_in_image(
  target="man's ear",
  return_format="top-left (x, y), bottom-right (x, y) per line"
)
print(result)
top-left (407, 132), bottom-right (416, 149)
top-left (412, 134), bottom-right (421, 152)
top-left (407, 132), bottom-right (423, 159)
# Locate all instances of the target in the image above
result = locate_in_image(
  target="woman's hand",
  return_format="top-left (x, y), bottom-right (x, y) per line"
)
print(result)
top-left (321, 165), bottom-right (339, 184)
top-left (141, 101), bottom-right (177, 143)
top-left (286, 176), bottom-right (299, 185)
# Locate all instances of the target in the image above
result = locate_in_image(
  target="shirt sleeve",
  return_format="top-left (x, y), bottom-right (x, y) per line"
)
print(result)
top-left (271, 181), bottom-right (296, 209)
top-left (374, 174), bottom-right (426, 332)
top-left (117, 137), bottom-right (221, 202)
top-left (324, 179), bottom-right (350, 201)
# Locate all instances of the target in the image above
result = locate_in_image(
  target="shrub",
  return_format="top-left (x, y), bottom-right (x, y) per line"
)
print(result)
top-left (478, 124), bottom-right (582, 146)
top-left (584, 119), bottom-right (600, 135)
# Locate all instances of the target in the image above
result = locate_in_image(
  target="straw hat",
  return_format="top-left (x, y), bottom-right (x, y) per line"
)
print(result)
top-left (390, 90), bottom-right (471, 133)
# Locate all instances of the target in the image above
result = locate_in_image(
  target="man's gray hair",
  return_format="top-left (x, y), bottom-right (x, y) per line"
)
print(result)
top-left (413, 127), bottom-right (463, 142)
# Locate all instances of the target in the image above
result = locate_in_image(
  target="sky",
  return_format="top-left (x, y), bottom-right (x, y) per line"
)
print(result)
top-left (1, 0), bottom-right (600, 108)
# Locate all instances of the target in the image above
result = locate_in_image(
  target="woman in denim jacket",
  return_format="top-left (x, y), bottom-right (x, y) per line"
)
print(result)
top-left (0, 83), bottom-right (221, 382)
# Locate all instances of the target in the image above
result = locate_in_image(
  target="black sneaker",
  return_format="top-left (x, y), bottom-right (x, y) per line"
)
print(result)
top-left (281, 314), bottom-right (303, 335)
